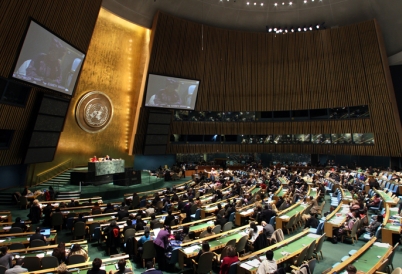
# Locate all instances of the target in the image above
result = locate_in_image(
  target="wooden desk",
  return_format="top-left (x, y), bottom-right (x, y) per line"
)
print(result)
top-left (328, 237), bottom-right (392, 274)
top-left (21, 255), bottom-right (130, 274)
top-left (238, 230), bottom-right (318, 274)
top-left (25, 192), bottom-right (43, 201)
top-left (235, 204), bottom-right (255, 226)
top-left (0, 221), bottom-right (31, 233)
top-left (275, 203), bottom-right (305, 231)
top-left (42, 196), bottom-right (102, 206)
top-left (324, 203), bottom-right (348, 238)
top-left (0, 211), bottom-right (12, 222)
top-left (374, 189), bottom-right (397, 206)
top-left (381, 204), bottom-right (401, 245)
top-left (0, 230), bottom-right (57, 246)
top-left (178, 225), bottom-right (249, 269)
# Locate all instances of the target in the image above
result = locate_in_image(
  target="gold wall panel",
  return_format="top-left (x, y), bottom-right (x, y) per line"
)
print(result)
top-left (30, 8), bottom-right (150, 180)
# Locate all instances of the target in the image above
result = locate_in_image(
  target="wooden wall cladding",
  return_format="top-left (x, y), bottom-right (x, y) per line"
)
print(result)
top-left (0, 0), bottom-right (102, 166)
top-left (143, 12), bottom-right (402, 157)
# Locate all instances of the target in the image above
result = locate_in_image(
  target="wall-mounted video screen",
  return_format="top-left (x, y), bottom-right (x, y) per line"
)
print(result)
top-left (11, 20), bottom-right (86, 96)
top-left (145, 74), bottom-right (199, 110)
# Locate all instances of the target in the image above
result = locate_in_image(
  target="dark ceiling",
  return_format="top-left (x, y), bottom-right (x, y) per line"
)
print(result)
top-left (102, 0), bottom-right (402, 57)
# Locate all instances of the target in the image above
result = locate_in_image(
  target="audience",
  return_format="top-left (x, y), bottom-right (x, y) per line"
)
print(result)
top-left (256, 250), bottom-right (277, 274)
top-left (4, 258), bottom-right (27, 274)
top-left (52, 242), bottom-right (67, 264)
top-left (11, 217), bottom-right (28, 232)
top-left (29, 226), bottom-right (47, 245)
top-left (0, 247), bottom-right (13, 269)
top-left (108, 259), bottom-right (132, 274)
top-left (87, 258), bottom-right (106, 274)
top-left (67, 243), bottom-right (88, 263)
top-left (219, 245), bottom-right (238, 274)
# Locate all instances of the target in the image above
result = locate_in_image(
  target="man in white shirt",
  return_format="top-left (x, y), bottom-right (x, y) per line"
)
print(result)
top-left (5, 259), bottom-right (28, 274)
top-left (257, 250), bottom-right (277, 274)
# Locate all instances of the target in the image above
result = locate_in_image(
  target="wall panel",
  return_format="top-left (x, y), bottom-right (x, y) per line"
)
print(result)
top-left (0, 0), bottom-right (102, 166)
top-left (141, 13), bottom-right (402, 157)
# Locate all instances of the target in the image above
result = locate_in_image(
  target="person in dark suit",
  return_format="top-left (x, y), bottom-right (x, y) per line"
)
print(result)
top-left (110, 259), bottom-right (132, 274)
top-left (214, 214), bottom-right (226, 227)
top-left (260, 205), bottom-right (276, 224)
top-left (67, 199), bottom-right (75, 207)
top-left (122, 219), bottom-right (135, 234)
top-left (42, 203), bottom-right (52, 227)
top-left (163, 210), bottom-right (175, 226)
top-left (12, 217), bottom-right (28, 232)
top-left (87, 258), bottom-right (106, 274)
top-left (116, 207), bottom-right (129, 221)
top-left (29, 226), bottom-right (46, 245)
top-left (141, 261), bottom-right (163, 274)
top-left (149, 214), bottom-right (160, 230)
top-left (28, 199), bottom-right (42, 224)
top-left (74, 213), bottom-right (87, 225)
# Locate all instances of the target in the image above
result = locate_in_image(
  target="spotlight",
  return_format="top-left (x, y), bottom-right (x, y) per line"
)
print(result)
top-left (261, 3), bottom-right (263, 6)
top-left (274, 2), bottom-right (278, 6)
top-left (254, 2), bottom-right (256, 5)
top-left (316, 24), bottom-right (320, 29)
top-left (285, 29), bottom-right (288, 33)
top-left (298, 27), bottom-right (301, 31)
top-left (268, 28), bottom-right (272, 32)
top-left (247, 1), bottom-right (249, 4)
top-left (274, 27), bottom-right (277, 31)
top-left (309, 26), bottom-right (313, 30)
top-left (304, 27), bottom-right (307, 31)
top-left (304, 0), bottom-right (307, 2)
top-left (289, 1), bottom-right (292, 5)
top-left (291, 28), bottom-right (294, 32)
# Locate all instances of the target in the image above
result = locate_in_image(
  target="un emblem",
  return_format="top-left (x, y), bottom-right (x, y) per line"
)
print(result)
top-left (76, 91), bottom-right (113, 133)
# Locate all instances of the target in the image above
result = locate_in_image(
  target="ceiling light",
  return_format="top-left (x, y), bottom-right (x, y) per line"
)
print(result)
top-left (304, 0), bottom-right (307, 3)
top-left (291, 28), bottom-right (294, 32)
top-left (316, 24), bottom-right (320, 29)
top-left (282, 2), bottom-right (285, 5)
top-left (254, 2), bottom-right (256, 5)
top-left (268, 28), bottom-right (272, 32)
top-left (274, 3), bottom-right (277, 6)
top-left (298, 27), bottom-right (301, 31)
top-left (247, 2), bottom-right (249, 4)
top-left (274, 28), bottom-right (277, 31)
top-left (261, 3), bottom-right (263, 6)
top-left (289, 1), bottom-right (292, 5)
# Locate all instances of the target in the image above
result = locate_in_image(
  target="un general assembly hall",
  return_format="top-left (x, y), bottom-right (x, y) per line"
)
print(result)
top-left (0, 1), bottom-right (402, 274)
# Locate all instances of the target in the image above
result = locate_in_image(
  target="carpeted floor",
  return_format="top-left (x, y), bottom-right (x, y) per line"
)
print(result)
top-left (3, 181), bottom-right (401, 273)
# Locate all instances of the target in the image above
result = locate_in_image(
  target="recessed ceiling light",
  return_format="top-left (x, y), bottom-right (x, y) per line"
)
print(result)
top-left (289, 1), bottom-right (292, 5)
top-left (274, 3), bottom-right (277, 6)
top-left (304, 0), bottom-right (307, 3)
top-left (247, 2), bottom-right (249, 4)
top-left (261, 3), bottom-right (263, 6)
top-left (282, 2), bottom-right (285, 5)
top-left (254, 2), bottom-right (256, 5)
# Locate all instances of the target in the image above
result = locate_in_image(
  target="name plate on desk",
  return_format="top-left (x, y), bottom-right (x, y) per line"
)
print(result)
top-left (88, 159), bottom-right (125, 176)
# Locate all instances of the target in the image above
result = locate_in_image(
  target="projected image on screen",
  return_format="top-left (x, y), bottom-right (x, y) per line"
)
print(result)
top-left (145, 74), bottom-right (199, 110)
top-left (12, 21), bottom-right (85, 96)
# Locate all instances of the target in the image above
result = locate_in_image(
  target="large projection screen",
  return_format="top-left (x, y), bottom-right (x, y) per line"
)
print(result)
top-left (145, 74), bottom-right (199, 110)
top-left (11, 20), bottom-right (86, 96)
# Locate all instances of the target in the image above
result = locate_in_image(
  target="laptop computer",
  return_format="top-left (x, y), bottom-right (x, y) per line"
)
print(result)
top-left (40, 228), bottom-right (51, 236)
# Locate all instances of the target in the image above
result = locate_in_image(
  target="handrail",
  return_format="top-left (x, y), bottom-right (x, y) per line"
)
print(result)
top-left (34, 159), bottom-right (74, 186)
